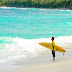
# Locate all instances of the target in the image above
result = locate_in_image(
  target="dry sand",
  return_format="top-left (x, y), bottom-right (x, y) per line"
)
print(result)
top-left (17, 59), bottom-right (72, 72)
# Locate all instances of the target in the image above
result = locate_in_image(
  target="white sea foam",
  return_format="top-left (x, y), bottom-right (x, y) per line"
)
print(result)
top-left (65, 10), bottom-right (72, 11)
top-left (17, 8), bottom-right (31, 9)
top-left (60, 9), bottom-right (72, 12)
top-left (0, 6), bottom-right (16, 9)
top-left (0, 6), bottom-right (31, 10)
top-left (0, 36), bottom-right (72, 63)
top-left (60, 10), bottom-right (65, 11)
top-left (39, 9), bottom-right (48, 10)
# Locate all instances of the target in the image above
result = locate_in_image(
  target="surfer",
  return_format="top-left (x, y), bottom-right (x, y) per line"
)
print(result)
top-left (51, 37), bottom-right (56, 61)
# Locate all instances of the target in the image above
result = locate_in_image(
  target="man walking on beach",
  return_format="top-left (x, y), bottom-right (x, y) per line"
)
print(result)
top-left (51, 37), bottom-right (55, 61)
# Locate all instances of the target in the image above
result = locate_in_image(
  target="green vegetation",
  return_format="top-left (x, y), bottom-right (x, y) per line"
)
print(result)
top-left (0, 0), bottom-right (72, 8)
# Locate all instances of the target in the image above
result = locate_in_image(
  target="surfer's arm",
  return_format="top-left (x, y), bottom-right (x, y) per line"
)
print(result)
top-left (53, 46), bottom-right (54, 52)
top-left (52, 41), bottom-right (55, 52)
top-left (52, 42), bottom-right (54, 52)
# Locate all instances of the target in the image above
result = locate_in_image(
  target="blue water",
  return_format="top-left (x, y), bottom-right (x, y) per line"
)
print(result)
top-left (0, 7), bottom-right (72, 63)
top-left (0, 8), bottom-right (72, 39)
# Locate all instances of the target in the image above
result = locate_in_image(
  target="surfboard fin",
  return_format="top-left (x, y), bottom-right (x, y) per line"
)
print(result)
top-left (63, 53), bottom-right (64, 55)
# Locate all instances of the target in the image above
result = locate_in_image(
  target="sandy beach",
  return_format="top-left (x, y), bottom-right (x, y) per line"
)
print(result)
top-left (17, 59), bottom-right (72, 72)
top-left (0, 43), bottom-right (72, 72)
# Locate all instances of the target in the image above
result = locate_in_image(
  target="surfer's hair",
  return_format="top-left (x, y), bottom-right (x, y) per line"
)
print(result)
top-left (52, 37), bottom-right (54, 40)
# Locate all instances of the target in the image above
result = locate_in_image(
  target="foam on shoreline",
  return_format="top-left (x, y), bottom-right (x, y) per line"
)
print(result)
top-left (0, 36), bottom-right (72, 63)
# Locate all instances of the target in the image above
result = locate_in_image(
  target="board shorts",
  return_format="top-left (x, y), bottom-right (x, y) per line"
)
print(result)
top-left (52, 51), bottom-right (55, 57)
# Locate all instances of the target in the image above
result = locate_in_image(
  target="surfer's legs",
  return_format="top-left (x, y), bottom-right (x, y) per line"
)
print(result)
top-left (53, 57), bottom-right (55, 61)
top-left (52, 51), bottom-right (55, 61)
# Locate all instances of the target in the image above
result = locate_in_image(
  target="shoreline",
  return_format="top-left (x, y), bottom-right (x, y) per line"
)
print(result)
top-left (0, 43), bottom-right (72, 72)
top-left (0, 36), bottom-right (72, 63)
top-left (0, 6), bottom-right (72, 10)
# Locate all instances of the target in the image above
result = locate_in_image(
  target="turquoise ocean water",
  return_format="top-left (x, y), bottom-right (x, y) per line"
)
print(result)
top-left (0, 7), bottom-right (72, 39)
top-left (0, 7), bottom-right (72, 63)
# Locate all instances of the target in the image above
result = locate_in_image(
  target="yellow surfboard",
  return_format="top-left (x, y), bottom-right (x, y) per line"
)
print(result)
top-left (39, 42), bottom-right (66, 52)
